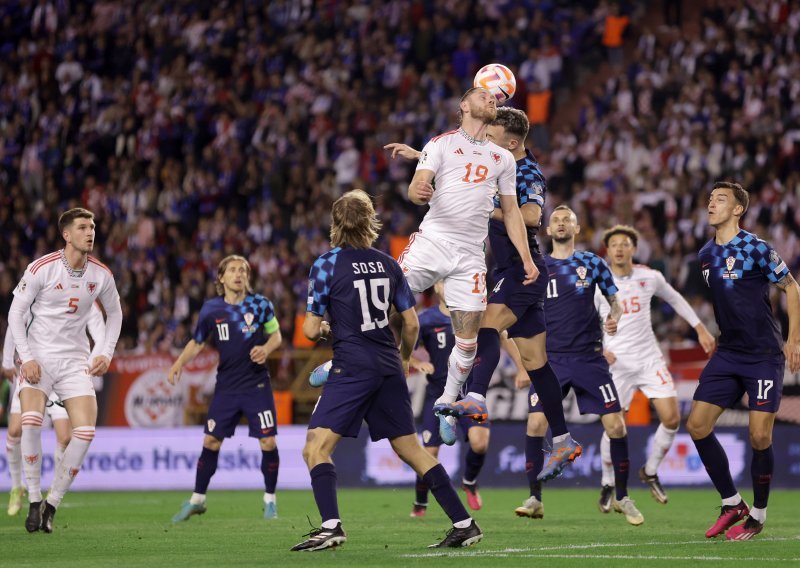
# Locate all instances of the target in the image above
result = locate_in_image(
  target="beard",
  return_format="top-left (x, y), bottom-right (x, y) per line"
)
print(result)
top-left (470, 103), bottom-right (497, 124)
top-left (552, 235), bottom-right (573, 243)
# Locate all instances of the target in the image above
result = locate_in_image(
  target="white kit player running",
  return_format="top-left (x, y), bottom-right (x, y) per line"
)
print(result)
top-left (386, 87), bottom-right (536, 441)
top-left (8, 208), bottom-right (122, 533)
top-left (2, 304), bottom-right (106, 516)
top-left (595, 225), bottom-right (715, 508)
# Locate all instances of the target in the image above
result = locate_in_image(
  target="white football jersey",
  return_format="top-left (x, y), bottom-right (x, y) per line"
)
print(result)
top-left (596, 265), bottom-right (700, 370)
top-left (416, 128), bottom-right (516, 246)
top-left (10, 250), bottom-right (121, 362)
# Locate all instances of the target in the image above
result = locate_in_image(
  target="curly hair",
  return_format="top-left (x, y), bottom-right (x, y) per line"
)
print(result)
top-left (602, 224), bottom-right (640, 248)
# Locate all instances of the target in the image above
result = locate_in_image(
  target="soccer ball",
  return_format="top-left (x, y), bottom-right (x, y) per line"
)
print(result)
top-left (309, 360), bottom-right (332, 388)
top-left (474, 63), bottom-right (517, 105)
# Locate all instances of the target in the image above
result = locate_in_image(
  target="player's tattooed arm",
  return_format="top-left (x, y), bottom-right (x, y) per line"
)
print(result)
top-left (604, 294), bottom-right (623, 335)
top-left (775, 273), bottom-right (800, 372)
top-left (450, 310), bottom-right (483, 336)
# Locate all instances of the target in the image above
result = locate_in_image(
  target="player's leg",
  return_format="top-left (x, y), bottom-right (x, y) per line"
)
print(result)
top-left (49, 400), bottom-right (72, 471)
top-left (292, 427), bottom-right (347, 551)
top-left (724, 410), bottom-right (776, 540)
top-left (688, 353), bottom-right (749, 537)
top-left (390, 434), bottom-right (482, 548)
top-left (641, 396), bottom-right (680, 504)
top-left (43, 392), bottom-right (96, 532)
top-left (726, 361), bottom-right (783, 540)
top-left (6, 409), bottom-right (24, 516)
top-left (599, 411), bottom-right (643, 525)
top-left (19, 384), bottom-right (48, 532)
top-left (515, 407), bottom-right (547, 519)
top-left (243, 389), bottom-right (280, 519)
top-left (531, 351), bottom-right (582, 482)
top-left (600, 370), bottom-right (635, 510)
top-left (259, 436), bottom-right (279, 519)
top-left (461, 423), bottom-right (489, 510)
top-left (413, 399), bottom-right (442, 517)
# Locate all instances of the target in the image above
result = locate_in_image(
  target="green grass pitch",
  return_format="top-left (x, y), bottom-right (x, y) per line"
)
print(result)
top-left (1, 488), bottom-right (798, 567)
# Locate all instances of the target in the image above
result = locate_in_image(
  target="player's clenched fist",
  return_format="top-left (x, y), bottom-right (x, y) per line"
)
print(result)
top-left (88, 355), bottom-right (110, 376)
top-left (21, 360), bottom-right (41, 384)
top-left (604, 315), bottom-right (618, 336)
top-left (250, 345), bottom-right (269, 365)
top-left (409, 180), bottom-right (434, 204)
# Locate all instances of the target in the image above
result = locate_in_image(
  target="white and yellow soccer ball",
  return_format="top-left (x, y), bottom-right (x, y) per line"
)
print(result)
top-left (474, 63), bottom-right (517, 105)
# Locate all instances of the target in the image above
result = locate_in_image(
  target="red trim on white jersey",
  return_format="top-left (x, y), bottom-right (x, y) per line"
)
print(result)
top-left (31, 256), bottom-right (60, 274)
top-left (430, 130), bottom-right (458, 143)
top-left (30, 252), bottom-right (61, 274)
top-left (88, 256), bottom-right (112, 274)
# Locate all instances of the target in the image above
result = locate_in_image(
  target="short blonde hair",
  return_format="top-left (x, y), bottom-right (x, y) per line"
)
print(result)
top-left (330, 189), bottom-right (382, 249)
top-left (216, 255), bottom-right (253, 295)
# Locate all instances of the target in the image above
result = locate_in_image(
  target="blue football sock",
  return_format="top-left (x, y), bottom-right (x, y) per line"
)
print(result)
top-left (463, 448), bottom-right (486, 484)
top-left (415, 476), bottom-right (429, 505)
top-left (525, 435), bottom-right (544, 500)
top-left (310, 463), bottom-right (340, 523)
top-left (610, 436), bottom-right (630, 501)
top-left (194, 447), bottom-right (219, 495)
top-left (261, 448), bottom-right (279, 494)
top-left (528, 363), bottom-right (568, 437)
top-left (423, 464), bottom-right (470, 524)
top-left (693, 433), bottom-right (737, 500)
top-left (467, 328), bottom-right (501, 398)
top-left (751, 446), bottom-right (773, 509)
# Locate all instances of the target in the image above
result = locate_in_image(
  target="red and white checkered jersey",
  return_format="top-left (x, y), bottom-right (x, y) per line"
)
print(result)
top-left (9, 250), bottom-right (122, 362)
top-left (416, 128), bottom-right (516, 246)
top-left (596, 265), bottom-right (701, 369)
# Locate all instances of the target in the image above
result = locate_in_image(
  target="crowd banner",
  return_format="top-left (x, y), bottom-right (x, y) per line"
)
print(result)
top-left (0, 424), bottom-right (797, 491)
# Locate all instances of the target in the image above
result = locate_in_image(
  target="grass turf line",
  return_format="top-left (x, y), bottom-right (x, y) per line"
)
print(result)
top-left (1, 489), bottom-right (798, 567)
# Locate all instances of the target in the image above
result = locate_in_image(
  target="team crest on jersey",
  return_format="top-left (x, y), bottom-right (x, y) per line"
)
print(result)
top-left (723, 256), bottom-right (738, 280)
top-left (207, 419), bottom-right (216, 432)
top-left (87, 282), bottom-right (97, 294)
top-left (241, 312), bottom-right (257, 334)
top-left (639, 280), bottom-right (647, 288)
top-left (575, 266), bottom-right (590, 287)
top-left (490, 151), bottom-right (501, 164)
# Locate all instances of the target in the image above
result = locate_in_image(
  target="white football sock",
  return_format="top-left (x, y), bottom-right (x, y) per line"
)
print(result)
top-left (54, 444), bottom-right (67, 472)
top-left (600, 431), bottom-right (614, 487)
top-left (20, 412), bottom-right (44, 503)
top-left (263, 492), bottom-right (276, 504)
top-left (321, 518), bottom-right (341, 529)
top-left (6, 434), bottom-right (22, 488)
top-left (190, 492), bottom-right (206, 505)
top-left (722, 493), bottom-right (742, 507)
top-left (453, 518), bottom-right (472, 529)
top-left (749, 506), bottom-right (766, 523)
top-left (440, 336), bottom-right (477, 403)
top-left (645, 423), bottom-right (678, 476)
top-left (46, 426), bottom-right (95, 508)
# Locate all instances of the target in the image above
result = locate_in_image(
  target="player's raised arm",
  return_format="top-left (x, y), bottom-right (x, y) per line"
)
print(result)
top-left (775, 273), bottom-right (800, 372)
top-left (652, 270), bottom-right (715, 354)
top-left (384, 143), bottom-right (421, 161)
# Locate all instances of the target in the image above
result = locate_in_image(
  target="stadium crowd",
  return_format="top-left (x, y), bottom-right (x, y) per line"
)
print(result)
top-left (0, 0), bottom-right (798, 362)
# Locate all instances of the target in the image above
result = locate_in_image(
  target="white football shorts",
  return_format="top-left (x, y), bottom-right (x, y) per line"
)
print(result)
top-left (610, 356), bottom-right (677, 409)
top-left (398, 231), bottom-right (487, 312)
top-left (18, 358), bottom-right (96, 403)
top-left (10, 376), bottom-right (69, 420)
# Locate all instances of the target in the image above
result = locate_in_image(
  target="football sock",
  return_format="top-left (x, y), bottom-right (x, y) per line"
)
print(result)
top-left (190, 493), bottom-right (206, 505)
top-left (54, 444), bottom-right (67, 471)
top-left (465, 328), bottom-right (500, 398)
top-left (47, 426), bottom-right (95, 508)
top-left (415, 476), bottom-right (429, 505)
top-left (423, 463), bottom-right (470, 524)
top-left (751, 446), bottom-right (773, 509)
top-left (693, 433), bottom-right (737, 499)
top-left (6, 435), bottom-right (22, 488)
top-left (749, 507), bottom-right (766, 523)
top-left (645, 423), bottom-right (678, 476)
top-left (722, 493), bottom-right (743, 507)
top-left (600, 431), bottom-right (614, 486)
top-left (463, 448), bottom-right (486, 484)
top-left (194, 447), bottom-right (219, 495)
top-left (310, 463), bottom-right (340, 523)
top-left (20, 412), bottom-right (43, 503)
top-left (261, 449), bottom-right (279, 494)
top-left (441, 336), bottom-right (477, 403)
top-left (525, 435), bottom-right (544, 500)
top-left (610, 435), bottom-right (630, 501)
top-left (528, 364), bottom-right (568, 437)
top-left (263, 493), bottom-right (276, 504)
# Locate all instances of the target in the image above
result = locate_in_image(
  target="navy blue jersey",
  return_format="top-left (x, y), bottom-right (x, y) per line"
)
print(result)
top-left (307, 246), bottom-right (416, 376)
top-left (699, 230), bottom-right (790, 355)
top-left (491, 149), bottom-right (546, 271)
top-left (194, 294), bottom-right (279, 393)
top-left (544, 251), bottom-right (618, 354)
top-left (417, 306), bottom-right (454, 390)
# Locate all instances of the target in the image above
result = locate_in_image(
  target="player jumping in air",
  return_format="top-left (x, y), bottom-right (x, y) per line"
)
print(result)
top-left (295, 190), bottom-right (481, 551)
top-left (595, 225), bottom-right (715, 508)
top-left (168, 255), bottom-right (283, 522)
top-left (515, 206), bottom-right (644, 526)
top-left (8, 208), bottom-right (122, 533)
top-left (2, 304), bottom-right (105, 515)
top-left (688, 181), bottom-right (800, 540)
top-left (386, 87), bottom-right (536, 446)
